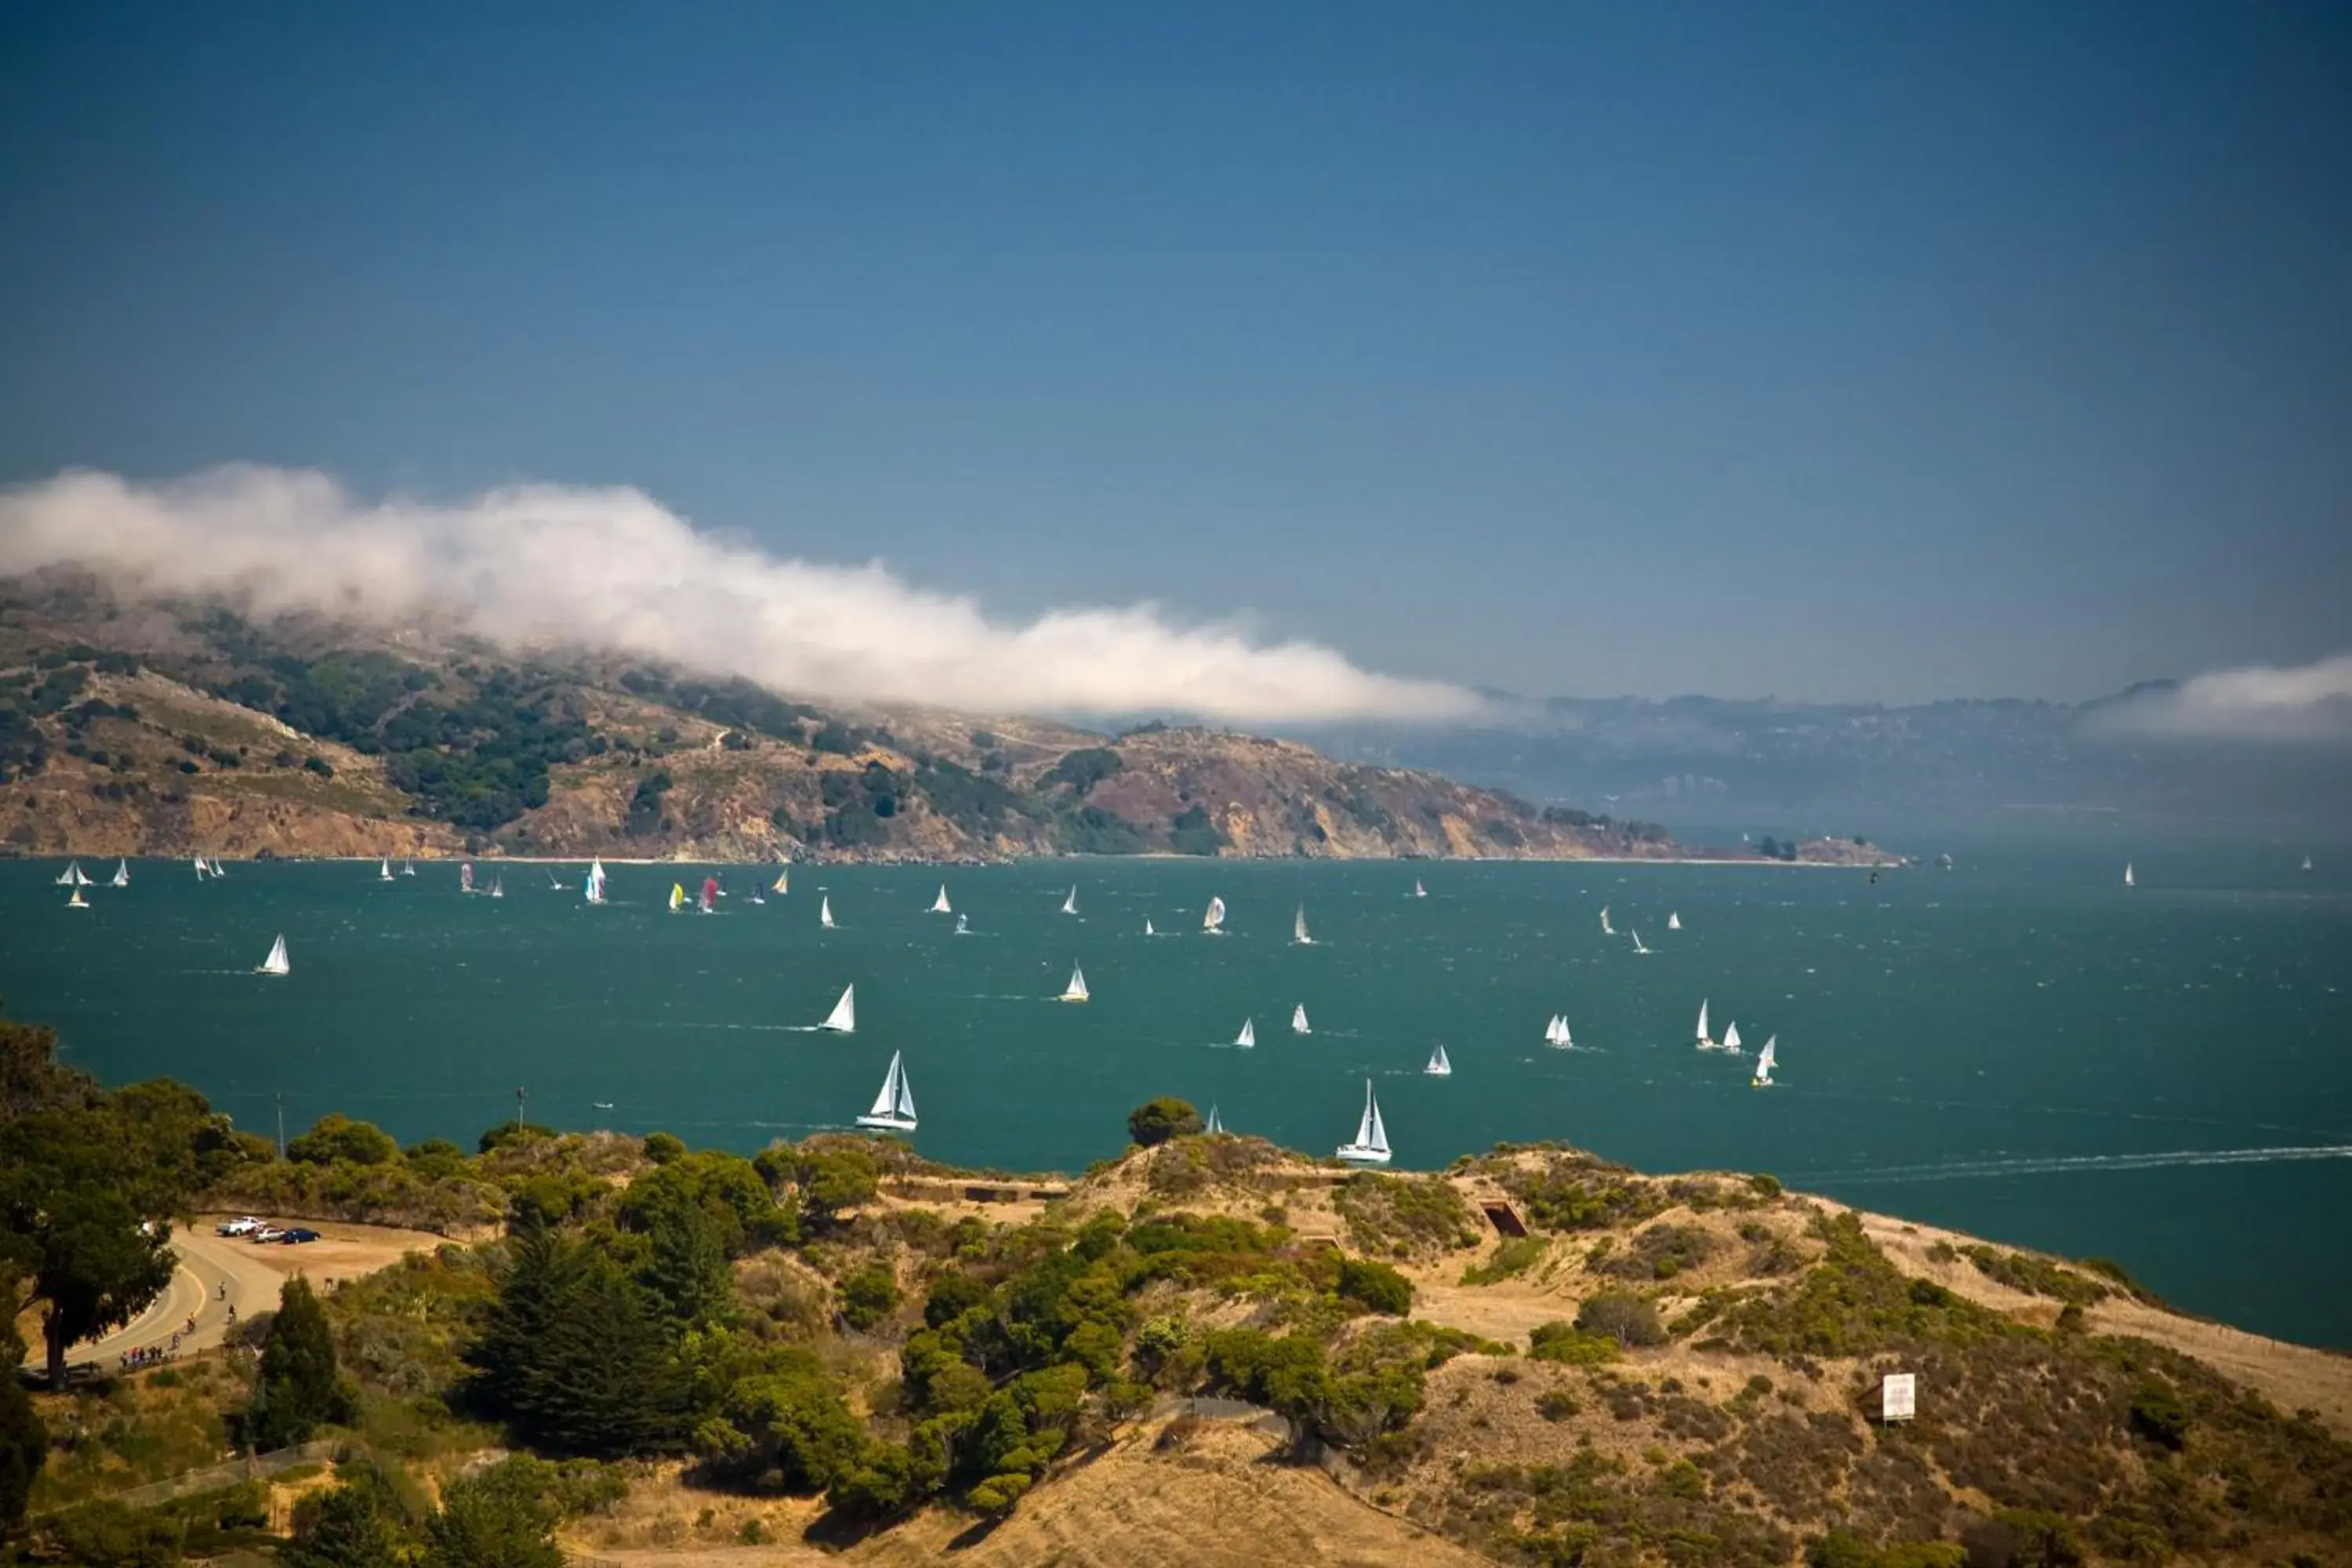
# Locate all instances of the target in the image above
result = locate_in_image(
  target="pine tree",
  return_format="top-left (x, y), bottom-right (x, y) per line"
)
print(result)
top-left (470, 1229), bottom-right (686, 1457)
top-left (286, 1483), bottom-right (402, 1568)
top-left (248, 1276), bottom-right (350, 1450)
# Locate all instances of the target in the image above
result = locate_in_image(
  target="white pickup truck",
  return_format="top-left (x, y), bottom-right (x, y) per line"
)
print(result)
top-left (215, 1215), bottom-right (267, 1236)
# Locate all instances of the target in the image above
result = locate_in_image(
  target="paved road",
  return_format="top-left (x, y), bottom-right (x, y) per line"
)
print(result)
top-left (19, 1227), bottom-right (294, 1374)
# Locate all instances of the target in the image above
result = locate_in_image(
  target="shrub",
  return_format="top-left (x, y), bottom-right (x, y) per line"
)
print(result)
top-left (642, 1131), bottom-right (686, 1165)
top-left (1126, 1098), bottom-right (1203, 1147)
top-left (1335, 1258), bottom-right (1414, 1316)
top-left (1536, 1388), bottom-right (1581, 1421)
top-left (1574, 1293), bottom-right (1667, 1348)
top-left (838, 1265), bottom-right (901, 1333)
top-left (288, 1112), bottom-right (400, 1167)
top-left (1527, 1322), bottom-right (1621, 1366)
top-left (2128, 1384), bottom-right (2190, 1450)
top-left (1461, 1234), bottom-right (1545, 1286)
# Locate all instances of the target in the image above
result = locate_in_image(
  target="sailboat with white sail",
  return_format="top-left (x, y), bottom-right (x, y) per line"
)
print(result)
top-left (1060, 885), bottom-right (1078, 916)
top-left (2124, 862), bottom-right (2135, 888)
top-left (1292, 906), bottom-right (1313, 946)
top-left (1722, 1020), bottom-right (1744, 1055)
top-left (1291, 1004), bottom-right (1310, 1035)
top-left (56, 861), bottom-right (82, 886)
top-left (1059, 965), bottom-right (1089, 1003)
top-left (1599, 906), bottom-right (1614, 936)
top-left (819, 895), bottom-right (836, 930)
top-left (379, 856), bottom-right (394, 882)
top-left (1751, 1036), bottom-right (1777, 1088)
top-left (1203, 1105), bottom-right (1225, 1135)
top-left (204, 856), bottom-right (223, 878)
top-left (1694, 1000), bottom-right (1714, 1050)
top-left (1425, 1044), bottom-right (1452, 1076)
top-left (402, 859), bottom-right (416, 877)
top-left (855, 1051), bottom-right (917, 1132)
top-left (1143, 917), bottom-right (1155, 936)
top-left (1630, 930), bottom-right (1650, 955)
top-left (256, 934), bottom-right (290, 976)
top-left (110, 859), bottom-right (130, 887)
top-left (1667, 912), bottom-right (1681, 931)
top-left (816, 985), bottom-right (856, 1033)
top-left (585, 858), bottom-right (608, 906)
top-left (1544, 1014), bottom-right (1572, 1049)
top-left (547, 869), bottom-right (568, 891)
top-left (1203, 896), bottom-right (1226, 935)
top-left (930, 884), bottom-right (952, 915)
top-left (1232, 1018), bottom-right (1255, 1049)
top-left (2303, 855), bottom-right (2315, 873)
top-left (65, 884), bottom-right (89, 910)
top-left (1336, 1080), bottom-right (1392, 1164)
top-left (193, 857), bottom-right (209, 878)
top-left (954, 913), bottom-right (969, 935)
top-left (488, 876), bottom-right (503, 899)
top-left (1413, 879), bottom-right (1427, 898)
top-left (773, 866), bottom-right (790, 895)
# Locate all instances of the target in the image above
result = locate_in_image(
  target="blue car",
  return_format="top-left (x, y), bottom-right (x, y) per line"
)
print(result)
top-left (278, 1228), bottom-right (321, 1244)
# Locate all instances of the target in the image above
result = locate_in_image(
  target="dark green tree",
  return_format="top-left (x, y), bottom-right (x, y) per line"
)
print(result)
top-left (248, 1276), bottom-right (353, 1450)
top-left (287, 1113), bottom-right (399, 1167)
top-left (424, 1457), bottom-right (564, 1568)
top-left (469, 1228), bottom-right (688, 1457)
top-left (0, 1293), bottom-right (46, 1543)
top-left (287, 1483), bottom-right (404, 1568)
top-left (1126, 1098), bottom-right (1203, 1147)
top-left (641, 1198), bottom-right (734, 1329)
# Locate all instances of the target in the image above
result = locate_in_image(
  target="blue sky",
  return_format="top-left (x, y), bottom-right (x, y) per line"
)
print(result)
top-left (2, 2), bottom-right (2347, 706)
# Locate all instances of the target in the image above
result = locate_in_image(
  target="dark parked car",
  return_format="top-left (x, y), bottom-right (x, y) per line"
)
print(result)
top-left (278, 1228), bottom-right (321, 1244)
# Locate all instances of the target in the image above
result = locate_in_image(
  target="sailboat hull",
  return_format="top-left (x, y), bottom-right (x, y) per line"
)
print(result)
top-left (855, 1112), bottom-right (918, 1132)
top-left (1335, 1145), bottom-right (1392, 1164)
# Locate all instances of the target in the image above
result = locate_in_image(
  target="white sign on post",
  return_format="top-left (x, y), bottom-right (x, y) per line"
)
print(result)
top-left (1881, 1372), bottom-right (1916, 1422)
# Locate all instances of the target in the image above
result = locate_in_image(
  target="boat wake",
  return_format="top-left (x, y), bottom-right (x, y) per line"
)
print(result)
top-left (1794, 1144), bottom-right (2352, 1187)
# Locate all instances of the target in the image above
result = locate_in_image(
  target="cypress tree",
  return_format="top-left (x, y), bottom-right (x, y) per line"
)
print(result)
top-left (249, 1276), bottom-right (350, 1450)
top-left (471, 1229), bottom-right (686, 1457)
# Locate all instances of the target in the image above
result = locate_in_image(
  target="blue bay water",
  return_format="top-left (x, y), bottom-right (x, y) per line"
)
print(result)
top-left (6, 838), bottom-right (2350, 1346)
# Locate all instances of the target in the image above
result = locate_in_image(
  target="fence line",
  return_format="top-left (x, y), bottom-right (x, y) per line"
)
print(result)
top-left (79, 1439), bottom-right (340, 1513)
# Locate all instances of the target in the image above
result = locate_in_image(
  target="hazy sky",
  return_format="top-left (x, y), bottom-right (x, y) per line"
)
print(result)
top-left (2, 2), bottom-right (2347, 706)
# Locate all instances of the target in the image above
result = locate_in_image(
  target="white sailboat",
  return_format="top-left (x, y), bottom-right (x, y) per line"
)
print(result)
top-left (1751, 1036), bottom-right (1777, 1088)
top-left (930, 884), bottom-right (952, 915)
top-left (1598, 906), bottom-right (1614, 936)
top-left (855, 1051), bottom-right (917, 1132)
top-left (1233, 1018), bottom-right (1255, 1049)
top-left (1291, 1004), bottom-right (1310, 1035)
top-left (1060, 885), bottom-right (1078, 916)
top-left (109, 858), bottom-right (130, 887)
top-left (1695, 1000), bottom-right (1713, 1050)
top-left (56, 862), bottom-right (80, 887)
top-left (379, 856), bottom-right (394, 882)
top-left (817, 985), bottom-right (856, 1033)
top-left (1292, 905), bottom-right (1313, 946)
top-left (402, 858), bottom-right (416, 877)
top-left (2124, 862), bottom-right (2136, 888)
top-left (1544, 1014), bottom-right (1572, 1049)
top-left (1667, 912), bottom-right (1681, 931)
top-left (1722, 1020), bottom-right (1744, 1055)
top-left (65, 884), bottom-right (89, 909)
top-left (192, 857), bottom-right (209, 877)
top-left (1425, 1044), bottom-right (1452, 1076)
top-left (585, 858), bottom-right (608, 906)
top-left (1203, 895), bottom-right (1226, 935)
top-left (1059, 964), bottom-right (1089, 1003)
top-left (1143, 917), bottom-right (1155, 936)
top-left (1630, 930), bottom-right (1650, 955)
top-left (547, 869), bottom-right (568, 891)
top-left (488, 876), bottom-right (504, 899)
top-left (205, 856), bottom-right (223, 878)
top-left (954, 913), bottom-right (969, 935)
top-left (1203, 1104), bottom-right (1225, 1135)
top-left (256, 934), bottom-right (289, 976)
top-left (1336, 1080), bottom-right (1392, 1164)
top-left (819, 895), bottom-right (836, 930)
top-left (1413, 879), bottom-right (1427, 898)
top-left (2303, 854), bottom-right (2314, 873)
top-left (773, 866), bottom-right (790, 895)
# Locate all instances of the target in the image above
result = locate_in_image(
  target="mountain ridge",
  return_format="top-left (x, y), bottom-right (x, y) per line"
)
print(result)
top-left (0, 579), bottom-right (1890, 866)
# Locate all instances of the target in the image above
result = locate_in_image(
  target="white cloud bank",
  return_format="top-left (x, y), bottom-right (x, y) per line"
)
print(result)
top-left (2092, 653), bottom-right (2352, 742)
top-left (0, 465), bottom-right (1480, 724)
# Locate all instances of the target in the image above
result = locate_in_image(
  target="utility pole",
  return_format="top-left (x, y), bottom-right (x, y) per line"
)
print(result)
top-left (275, 1091), bottom-right (285, 1160)
top-left (515, 1085), bottom-right (528, 1130)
